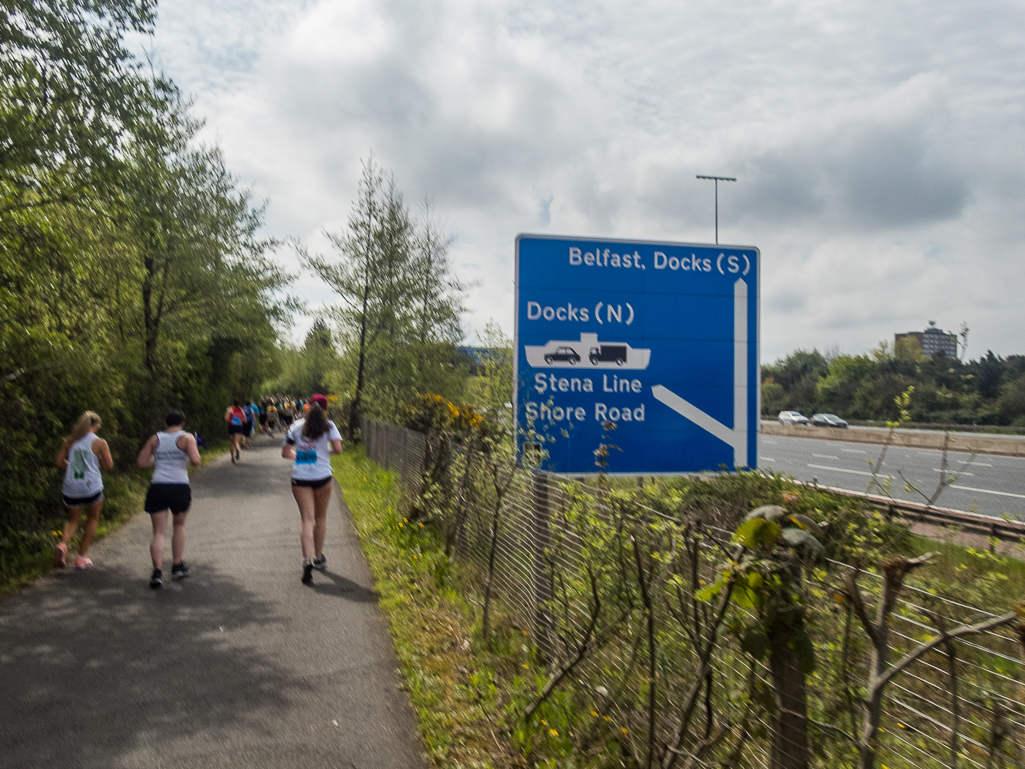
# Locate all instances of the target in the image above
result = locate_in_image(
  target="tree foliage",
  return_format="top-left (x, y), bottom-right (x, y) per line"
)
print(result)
top-left (763, 344), bottom-right (1025, 426)
top-left (0, 0), bottom-right (292, 576)
top-left (302, 155), bottom-right (467, 435)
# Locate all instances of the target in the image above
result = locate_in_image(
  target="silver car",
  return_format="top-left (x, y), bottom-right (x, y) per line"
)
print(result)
top-left (778, 410), bottom-right (809, 425)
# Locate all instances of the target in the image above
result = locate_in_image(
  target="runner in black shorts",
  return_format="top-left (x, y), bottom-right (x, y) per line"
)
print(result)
top-left (137, 409), bottom-right (201, 588)
top-left (225, 400), bottom-right (246, 462)
top-left (55, 411), bottom-right (114, 569)
top-left (282, 394), bottom-right (342, 584)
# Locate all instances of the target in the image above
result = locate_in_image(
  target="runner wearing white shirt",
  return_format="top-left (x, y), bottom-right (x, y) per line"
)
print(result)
top-left (281, 394), bottom-right (342, 584)
top-left (137, 409), bottom-right (201, 589)
top-left (54, 411), bottom-right (114, 570)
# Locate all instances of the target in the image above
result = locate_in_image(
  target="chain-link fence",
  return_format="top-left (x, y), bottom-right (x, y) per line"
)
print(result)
top-left (361, 416), bottom-right (1025, 769)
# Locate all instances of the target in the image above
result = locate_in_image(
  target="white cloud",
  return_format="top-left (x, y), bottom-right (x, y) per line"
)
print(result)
top-left (148, 0), bottom-right (1025, 360)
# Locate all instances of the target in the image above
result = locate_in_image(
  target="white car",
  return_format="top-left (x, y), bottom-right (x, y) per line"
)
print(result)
top-left (778, 410), bottom-right (809, 425)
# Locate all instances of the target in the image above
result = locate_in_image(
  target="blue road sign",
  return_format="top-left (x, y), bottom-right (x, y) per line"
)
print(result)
top-left (515, 234), bottom-right (759, 474)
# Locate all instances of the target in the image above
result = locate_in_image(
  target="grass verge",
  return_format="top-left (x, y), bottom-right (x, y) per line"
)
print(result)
top-left (331, 447), bottom-right (1025, 769)
top-left (333, 446), bottom-right (532, 769)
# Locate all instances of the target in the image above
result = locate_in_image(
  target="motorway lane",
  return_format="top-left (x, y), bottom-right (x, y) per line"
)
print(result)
top-left (759, 433), bottom-right (1025, 518)
top-left (0, 440), bottom-right (426, 769)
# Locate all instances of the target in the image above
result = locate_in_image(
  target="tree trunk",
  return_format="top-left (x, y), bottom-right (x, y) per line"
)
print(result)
top-left (142, 254), bottom-right (160, 377)
top-left (348, 284), bottom-right (370, 441)
top-left (768, 615), bottom-right (810, 769)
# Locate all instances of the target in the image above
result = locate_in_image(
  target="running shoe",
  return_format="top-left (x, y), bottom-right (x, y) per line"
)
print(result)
top-left (150, 569), bottom-right (163, 589)
top-left (54, 543), bottom-right (67, 568)
top-left (74, 555), bottom-right (93, 569)
top-left (312, 554), bottom-right (327, 571)
top-left (302, 559), bottom-right (314, 585)
top-left (231, 453), bottom-right (236, 464)
top-left (171, 562), bottom-right (191, 580)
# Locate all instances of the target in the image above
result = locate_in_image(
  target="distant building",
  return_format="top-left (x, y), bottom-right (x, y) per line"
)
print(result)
top-left (895, 321), bottom-right (958, 358)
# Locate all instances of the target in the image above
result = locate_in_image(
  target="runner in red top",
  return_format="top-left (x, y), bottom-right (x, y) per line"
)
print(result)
top-left (224, 400), bottom-right (247, 463)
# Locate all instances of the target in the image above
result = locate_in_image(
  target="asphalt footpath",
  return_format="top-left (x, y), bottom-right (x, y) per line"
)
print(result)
top-left (0, 438), bottom-right (427, 769)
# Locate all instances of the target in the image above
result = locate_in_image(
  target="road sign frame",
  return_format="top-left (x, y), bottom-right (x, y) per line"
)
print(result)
top-left (514, 233), bottom-right (760, 476)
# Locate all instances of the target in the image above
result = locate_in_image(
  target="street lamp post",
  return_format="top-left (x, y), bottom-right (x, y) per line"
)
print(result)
top-left (696, 174), bottom-right (736, 245)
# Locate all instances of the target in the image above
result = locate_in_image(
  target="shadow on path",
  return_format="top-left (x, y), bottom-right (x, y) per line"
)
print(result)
top-left (308, 570), bottom-right (380, 603)
top-left (3, 561), bottom-right (318, 767)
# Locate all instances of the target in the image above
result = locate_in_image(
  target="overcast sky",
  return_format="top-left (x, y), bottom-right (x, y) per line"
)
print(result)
top-left (143, 0), bottom-right (1025, 363)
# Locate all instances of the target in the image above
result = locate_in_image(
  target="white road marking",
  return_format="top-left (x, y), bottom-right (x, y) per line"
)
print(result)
top-left (761, 457), bottom-right (776, 462)
top-left (841, 448), bottom-right (868, 454)
top-left (807, 463), bottom-right (892, 479)
top-left (950, 485), bottom-right (1025, 500)
top-left (813, 453), bottom-right (839, 460)
top-left (933, 468), bottom-right (973, 476)
top-left (763, 439), bottom-right (779, 445)
top-left (973, 462), bottom-right (993, 467)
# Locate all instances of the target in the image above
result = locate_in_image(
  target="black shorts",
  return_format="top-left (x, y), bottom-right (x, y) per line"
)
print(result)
top-left (243, 423), bottom-right (253, 437)
top-left (228, 424), bottom-right (243, 434)
top-left (291, 477), bottom-right (332, 490)
top-left (259, 414), bottom-right (267, 425)
top-left (145, 483), bottom-right (192, 515)
top-left (63, 491), bottom-right (103, 507)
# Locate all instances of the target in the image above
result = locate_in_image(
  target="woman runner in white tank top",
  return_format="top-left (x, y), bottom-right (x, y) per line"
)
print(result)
top-left (281, 394), bottom-right (342, 585)
top-left (136, 409), bottom-right (201, 589)
top-left (54, 411), bottom-right (114, 569)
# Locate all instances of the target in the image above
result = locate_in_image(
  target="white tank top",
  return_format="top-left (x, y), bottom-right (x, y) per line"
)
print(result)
top-left (62, 432), bottom-right (103, 497)
top-left (150, 431), bottom-right (190, 485)
top-left (285, 419), bottom-right (342, 481)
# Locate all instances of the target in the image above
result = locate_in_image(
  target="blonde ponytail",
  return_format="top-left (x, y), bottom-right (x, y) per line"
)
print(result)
top-left (64, 411), bottom-right (102, 450)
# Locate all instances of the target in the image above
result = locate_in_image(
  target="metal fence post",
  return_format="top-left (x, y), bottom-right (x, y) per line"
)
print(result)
top-left (401, 426), bottom-right (409, 488)
top-left (532, 470), bottom-right (553, 663)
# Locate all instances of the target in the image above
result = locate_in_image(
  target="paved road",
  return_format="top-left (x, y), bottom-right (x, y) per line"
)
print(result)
top-left (0, 440), bottom-right (426, 769)
top-left (760, 433), bottom-right (1025, 518)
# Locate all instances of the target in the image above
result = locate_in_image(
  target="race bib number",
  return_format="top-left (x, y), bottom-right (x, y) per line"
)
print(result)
top-left (295, 448), bottom-right (317, 465)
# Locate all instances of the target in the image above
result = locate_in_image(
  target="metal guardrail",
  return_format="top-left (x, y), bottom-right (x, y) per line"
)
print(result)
top-left (811, 484), bottom-right (1025, 542)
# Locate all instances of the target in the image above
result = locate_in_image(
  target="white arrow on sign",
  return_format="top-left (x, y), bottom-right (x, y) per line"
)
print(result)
top-left (652, 277), bottom-right (748, 468)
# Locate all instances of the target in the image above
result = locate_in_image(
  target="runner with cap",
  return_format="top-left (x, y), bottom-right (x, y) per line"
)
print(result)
top-left (281, 393), bottom-right (342, 584)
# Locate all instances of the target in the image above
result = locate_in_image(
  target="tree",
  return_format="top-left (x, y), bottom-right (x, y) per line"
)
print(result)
top-left (815, 354), bottom-right (876, 418)
top-left (303, 156), bottom-right (466, 435)
top-left (0, 0), bottom-right (157, 214)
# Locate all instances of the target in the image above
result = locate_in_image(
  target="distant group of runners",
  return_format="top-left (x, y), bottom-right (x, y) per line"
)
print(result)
top-left (55, 392), bottom-right (342, 588)
top-left (223, 397), bottom-right (303, 462)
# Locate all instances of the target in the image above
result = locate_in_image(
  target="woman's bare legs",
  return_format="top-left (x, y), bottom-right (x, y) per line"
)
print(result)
top-left (60, 506), bottom-right (83, 550)
top-left (312, 482), bottom-right (332, 559)
top-left (293, 486), bottom-right (316, 559)
top-left (171, 511), bottom-right (188, 565)
top-left (77, 499), bottom-right (104, 556)
top-left (293, 482), bottom-right (332, 582)
top-left (150, 511), bottom-right (168, 569)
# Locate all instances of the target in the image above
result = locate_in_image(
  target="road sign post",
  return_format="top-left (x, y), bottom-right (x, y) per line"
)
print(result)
top-left (515, 234), bottom-right (759, 475)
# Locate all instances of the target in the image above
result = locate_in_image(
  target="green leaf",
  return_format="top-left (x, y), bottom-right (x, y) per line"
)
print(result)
top-left (734, 518), bottom-right (782, 549)
top-left (696, 581), bottom-right (724, 602)
top-left (732, 583), bottom-right (759, 609)
top-left (735, 518), bottom-right (766, 548)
